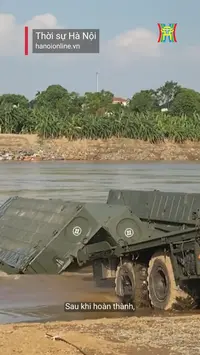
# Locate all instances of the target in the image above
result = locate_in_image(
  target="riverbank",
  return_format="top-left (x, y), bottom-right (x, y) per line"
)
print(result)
top-left (2, 314), bottom-right (200, 355)
top-left (1, 134), bottom-right (200, 161)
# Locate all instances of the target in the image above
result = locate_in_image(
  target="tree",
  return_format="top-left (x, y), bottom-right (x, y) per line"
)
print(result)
top-left (129, 90), bottom-right (158, 113)
top-left (170, 88), bottom-right (200, 116)
top-left (82, 90), bottom-right (114, 115)
top-left (34, 85), bottom-right (68, 110)
top-left (0, 94), bottom-right (29, 108)
top-left (1, 81), bottom-right (200, 140)
top-left (56, 91), bottom-right (84, 116)
top-left (156, 81), bottom-right (181, 109)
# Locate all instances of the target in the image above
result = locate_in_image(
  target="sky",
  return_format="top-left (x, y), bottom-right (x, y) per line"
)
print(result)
top-left (0, 0), bottom-right (199, 100)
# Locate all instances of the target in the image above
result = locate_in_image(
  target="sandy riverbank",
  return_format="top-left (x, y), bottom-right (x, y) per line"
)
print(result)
top-left (0, 134), bottom-right (200, 161)
top-left (1, 314), bottom-right (200, 355)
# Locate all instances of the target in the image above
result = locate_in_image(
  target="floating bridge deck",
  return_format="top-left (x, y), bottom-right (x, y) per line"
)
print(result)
top-left (0, 196), bottom-right (136, 274)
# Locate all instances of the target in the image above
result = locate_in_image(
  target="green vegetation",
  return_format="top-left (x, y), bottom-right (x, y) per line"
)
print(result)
top-left (1, 81), bottom-right (200, 142)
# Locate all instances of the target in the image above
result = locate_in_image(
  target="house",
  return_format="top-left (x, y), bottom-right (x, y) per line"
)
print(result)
top-left (112, 97), bottom-right (128, 106)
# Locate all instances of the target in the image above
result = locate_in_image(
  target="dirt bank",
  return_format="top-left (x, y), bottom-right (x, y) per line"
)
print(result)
top-left (0, 134), bottom-right (200, 161)
top-left (1, 314), bottom-right (200, 355)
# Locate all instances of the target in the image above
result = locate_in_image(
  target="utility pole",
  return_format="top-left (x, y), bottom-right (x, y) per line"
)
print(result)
top-left (96, 72), bottom-right (99, 92)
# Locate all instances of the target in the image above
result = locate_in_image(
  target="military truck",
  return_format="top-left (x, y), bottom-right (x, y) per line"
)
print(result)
top-left (1, 190), bottom-right (200, 311)
top-left (78, 189), bottom-right (200, 311)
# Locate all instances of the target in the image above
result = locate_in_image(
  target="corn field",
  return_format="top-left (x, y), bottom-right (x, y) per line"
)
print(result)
top-left (0, 105), bottom-right (200, 142)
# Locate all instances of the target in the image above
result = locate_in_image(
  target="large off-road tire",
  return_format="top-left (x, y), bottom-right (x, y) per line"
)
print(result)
top-left (115, 262), bottom-right (149, 308)
top-left (115, 262), bottom-right (135, 304)
top-left (147, 251), bottom-right (194, 310)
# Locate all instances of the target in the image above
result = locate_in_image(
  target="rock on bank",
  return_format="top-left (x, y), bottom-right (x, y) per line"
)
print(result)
top-left (0, 133), bottom-right (200, 161)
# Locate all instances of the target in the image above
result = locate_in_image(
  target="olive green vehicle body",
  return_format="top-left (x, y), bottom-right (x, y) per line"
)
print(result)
top-left (0, 196), bottom-right (142, 275)
top-left (78, 189), bottom-right (200, 285)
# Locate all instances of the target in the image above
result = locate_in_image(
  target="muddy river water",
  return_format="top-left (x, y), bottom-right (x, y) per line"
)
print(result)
top-left (0, 161), bottom-right (200, 324)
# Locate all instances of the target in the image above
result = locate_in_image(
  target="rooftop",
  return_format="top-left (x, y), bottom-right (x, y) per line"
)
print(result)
top-left (112, 97), bottom-right (127, 102)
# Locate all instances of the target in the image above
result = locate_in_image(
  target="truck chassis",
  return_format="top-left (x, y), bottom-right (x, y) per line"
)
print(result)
top-left (78, 189), bottom-right (200, 310)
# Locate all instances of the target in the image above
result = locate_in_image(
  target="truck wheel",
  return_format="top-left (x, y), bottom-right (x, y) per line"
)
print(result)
top-left (147, 252), bottom-right (189, 310)
top-left (115, 262), bottom-right (135, 304)
top-left (115, 262), bottom-right (149, 308)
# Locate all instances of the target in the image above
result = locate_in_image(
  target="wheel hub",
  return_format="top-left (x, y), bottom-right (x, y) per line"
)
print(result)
top-left (121, 273), bottom-right (133, 295)
top-left (152, 266), bottom-right (169, 301)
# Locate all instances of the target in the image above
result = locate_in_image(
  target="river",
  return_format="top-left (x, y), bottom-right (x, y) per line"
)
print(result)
top-left (1, 161), bottom-right (200, 205)
top-left (0, 161), bottom-right (200, 324)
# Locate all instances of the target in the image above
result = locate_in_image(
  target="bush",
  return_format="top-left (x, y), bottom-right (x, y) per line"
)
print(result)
top-left (1, 103), bottom-right (200, 143)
